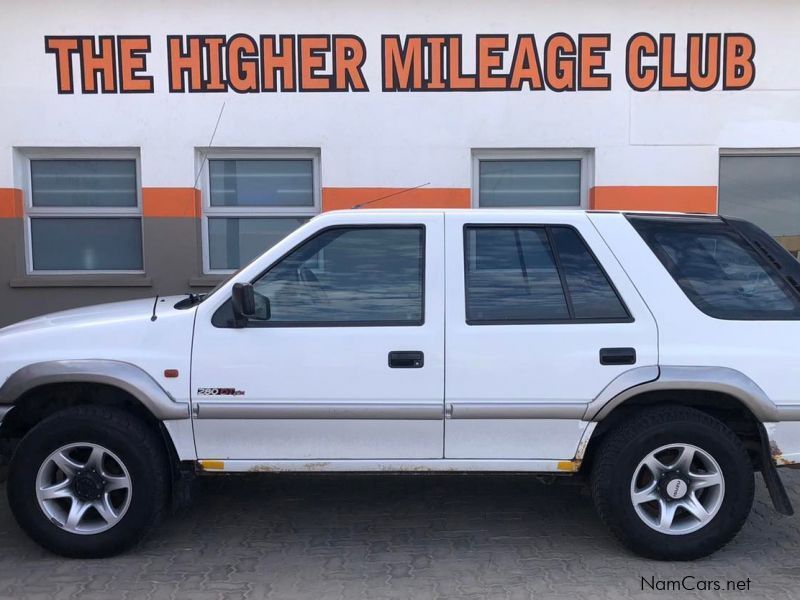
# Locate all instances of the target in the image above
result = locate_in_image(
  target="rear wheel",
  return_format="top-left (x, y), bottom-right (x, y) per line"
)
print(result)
top-left (591, 405), bottom-right (754, 560)
top-left (7, 405), bottom-right (168, 558)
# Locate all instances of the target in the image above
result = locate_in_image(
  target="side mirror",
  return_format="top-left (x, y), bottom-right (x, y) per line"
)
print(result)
top-left (231, 283), bottom-right (271, 327)
top-left (231, 283), bottom-right (256, 326)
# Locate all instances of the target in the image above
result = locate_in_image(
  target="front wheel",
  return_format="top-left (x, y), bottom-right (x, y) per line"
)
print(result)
top-left (591, 405), bottom-right (754, 560)
top-left (7, 405), bottom-right (168, 558)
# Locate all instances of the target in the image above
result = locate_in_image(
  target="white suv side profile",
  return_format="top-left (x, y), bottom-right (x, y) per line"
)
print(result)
top-left (0, 209), bottom-right (798, 560)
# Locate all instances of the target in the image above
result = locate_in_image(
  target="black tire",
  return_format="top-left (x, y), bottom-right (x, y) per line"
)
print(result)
top-left (591, 405), bottom-right (754, 560)
top-left (7, 405), bottom-right (169, 558)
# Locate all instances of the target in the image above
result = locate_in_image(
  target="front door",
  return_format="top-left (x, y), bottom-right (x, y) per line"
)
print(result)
top-left (191, 213), bottom-right (445, 460)
top-left (444, 211), bottom-right (658, 459)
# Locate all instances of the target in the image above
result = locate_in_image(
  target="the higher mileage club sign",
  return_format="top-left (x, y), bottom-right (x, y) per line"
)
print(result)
top-left (44, 32), bottom-right (756, 95)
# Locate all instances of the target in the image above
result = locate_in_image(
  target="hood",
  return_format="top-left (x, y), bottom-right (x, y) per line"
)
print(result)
top-left (0, 296), bottom-right (189, 337)
top-left (0, 295), bottom-right (198, 403)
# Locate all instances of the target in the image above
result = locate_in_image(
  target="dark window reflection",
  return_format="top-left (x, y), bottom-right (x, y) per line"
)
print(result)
top-left (252, 227), bottom-right (424, 324)
top-left (631, 218), bottom-right (800, 320)
top-left (465, 227), bottom-right (569, 322)
top-left (550, 227), bottom-right (628, 320)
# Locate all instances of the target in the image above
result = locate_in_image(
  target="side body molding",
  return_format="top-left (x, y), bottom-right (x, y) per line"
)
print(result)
top-left (0, 360), bottom-right (189, 420)
top-left (586, 365), bottom-right (795, 423)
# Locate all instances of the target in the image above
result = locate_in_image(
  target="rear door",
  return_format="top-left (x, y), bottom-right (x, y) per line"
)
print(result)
top-left (444, 211), bottom-right (658, 459)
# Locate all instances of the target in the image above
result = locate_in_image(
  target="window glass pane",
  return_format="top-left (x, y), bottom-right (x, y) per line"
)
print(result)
top-left (208, 217), bottom-right (308, 270)
top-left (251, 227), bottom-right (423, 324)
top-left (629, 217), bottom-right (800, 320)
top-left (479, 160), bottom-right (581, 207)
top-left (465, 227), bottom-right (569, 322)
top-left (209, 159), bottom-right (314, 207)
top-left (31, 160), bottom-right (137, 207)
top-left (30, 218), bottom-right (142, 271)
top-left (551, 227), bottom-right (629, 320)
top-left (719, 155), bottom-right (800, 257)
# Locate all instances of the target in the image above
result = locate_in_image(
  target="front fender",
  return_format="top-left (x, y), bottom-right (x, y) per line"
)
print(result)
top-left (0, 359), bottom-right (189, 420)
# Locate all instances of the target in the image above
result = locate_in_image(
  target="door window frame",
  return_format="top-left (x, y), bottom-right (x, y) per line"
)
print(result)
top-left (463, 223), bottom-right (632, 326)
top-left (212, 224), bottom-right (427, 328)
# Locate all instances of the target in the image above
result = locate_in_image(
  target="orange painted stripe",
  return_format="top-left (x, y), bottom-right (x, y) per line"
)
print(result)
top-left (142, 187), bottom-right (201, 218)
top-left (322, 187), bottom-right (471, 211)
top-left (0, 188), bottom-right (23, 218)
top-left (590, 186), bottom-right (717, 214)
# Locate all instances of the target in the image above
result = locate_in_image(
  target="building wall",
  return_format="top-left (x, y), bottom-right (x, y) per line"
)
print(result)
top-left (1, 0), bottom-right (799, 325)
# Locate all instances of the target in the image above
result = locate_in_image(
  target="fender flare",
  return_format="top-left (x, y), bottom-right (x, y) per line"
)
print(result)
top-left (0, 359), bottom-right (189, 420)
top-left (585, 365), bottom-right (797, 423)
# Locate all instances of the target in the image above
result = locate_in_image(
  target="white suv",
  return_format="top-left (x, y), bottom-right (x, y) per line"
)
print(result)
top-left (0, 209), bottom-right (798, 560)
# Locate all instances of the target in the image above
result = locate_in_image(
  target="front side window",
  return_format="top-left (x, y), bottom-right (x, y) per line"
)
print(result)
top-left (629, 216), bottom-right (800, 320)
top-left (464, 225), bottom-right (629, 324)
top-left (214, 226), bottom-right (424, 327)
top-left (28, 159), bottom-right (143, 272)
top-left (205, 157), bottom-right (318, 271)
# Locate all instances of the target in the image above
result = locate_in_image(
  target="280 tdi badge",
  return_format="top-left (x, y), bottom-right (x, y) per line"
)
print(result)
top-left (196, 387), bottom-right (245, 396)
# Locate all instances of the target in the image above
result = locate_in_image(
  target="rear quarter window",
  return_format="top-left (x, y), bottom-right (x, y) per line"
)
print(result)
top-left (628, 216), bottom-right (800, 320)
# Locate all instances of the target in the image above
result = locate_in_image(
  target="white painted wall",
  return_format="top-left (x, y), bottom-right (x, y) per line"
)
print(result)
top-left (1, 0), bottom-right (798, 191)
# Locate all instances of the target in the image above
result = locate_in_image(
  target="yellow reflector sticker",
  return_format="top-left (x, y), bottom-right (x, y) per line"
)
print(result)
top-left (199, 460), bottom-right (225, 471)
top-left (557, 461), bottom-right (578, 472)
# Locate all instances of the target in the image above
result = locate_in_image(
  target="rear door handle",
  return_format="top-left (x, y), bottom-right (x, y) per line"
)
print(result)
top-left (388, 351), bottom-right (424, 369)
top-left (599, 347), bottom-right (636, 365)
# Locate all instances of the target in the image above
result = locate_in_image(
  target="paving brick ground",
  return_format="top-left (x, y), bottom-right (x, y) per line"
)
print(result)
top-left (0, 469), bottom-right (798, 599)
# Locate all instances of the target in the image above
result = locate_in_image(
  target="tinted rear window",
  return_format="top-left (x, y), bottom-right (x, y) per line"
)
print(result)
top-left (550, 227), bottom-right (630, 320)
top-left (628, 216), bottom-right (800, 320)
top-left (465, 227), bottom-right (569, 322)
top-left (464, 225), bottom-right (630, 323)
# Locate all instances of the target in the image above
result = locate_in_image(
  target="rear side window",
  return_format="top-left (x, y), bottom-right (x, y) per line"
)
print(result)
top-left (464, 225), bottom-right (630, 324)
top-left (629, 216), bottom-right (800, 320)
top-left (550, 227), bottom-right (631, 320)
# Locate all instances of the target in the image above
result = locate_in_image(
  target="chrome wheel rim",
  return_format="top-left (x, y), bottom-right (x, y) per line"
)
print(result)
top-left (630, 443), bottom-right (725, 536)
top-left (35, 443), bottom-right (132, 535)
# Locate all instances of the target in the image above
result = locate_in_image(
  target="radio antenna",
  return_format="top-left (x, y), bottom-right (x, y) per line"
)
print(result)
top-left (353, 182), bottom-right (431, 209)
top-left (193, 102), bottom-right (226, 189)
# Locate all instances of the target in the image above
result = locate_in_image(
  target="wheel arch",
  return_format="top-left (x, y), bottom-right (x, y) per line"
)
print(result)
top-left (581, 367), bottom-right (776, 472)
top-left (585, 366), bottom-right (780, 423)
top-left (0, 361), bottom-right (192, 482)
top-left (0, 360), bottom-right (189, 420)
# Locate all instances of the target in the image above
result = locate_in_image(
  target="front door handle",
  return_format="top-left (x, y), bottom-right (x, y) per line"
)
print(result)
top-left (599, 347), bottom-right (637, 365)
top-left (388, 351), bottom-right (424, 369)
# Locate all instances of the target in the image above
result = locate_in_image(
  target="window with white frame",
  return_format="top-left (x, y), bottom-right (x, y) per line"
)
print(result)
top-left (203, 151), bottom-right (320, 272)
top-left (473, 150), bottom-right (591, 208)
top-left (719, 151), bottom-right (800, 258)
top-left (25, 153), bottom-right (143, 273)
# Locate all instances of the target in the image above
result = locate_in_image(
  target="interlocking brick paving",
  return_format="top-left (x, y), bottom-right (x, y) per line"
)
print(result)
top-left (0, 470), bottom-right (798, 599)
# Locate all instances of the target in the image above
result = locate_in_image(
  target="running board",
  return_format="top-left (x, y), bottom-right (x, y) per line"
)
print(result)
top-left (196, 458), bottom-right (582, 474)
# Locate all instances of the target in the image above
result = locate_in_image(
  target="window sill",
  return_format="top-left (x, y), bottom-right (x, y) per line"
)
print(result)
top-left (188, 276), bottom-right (225, 288)
top-left (10, 275), bottom-right (153, 288)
